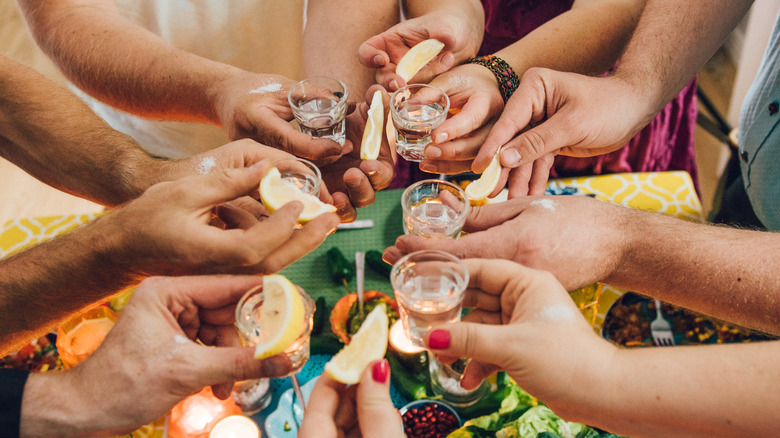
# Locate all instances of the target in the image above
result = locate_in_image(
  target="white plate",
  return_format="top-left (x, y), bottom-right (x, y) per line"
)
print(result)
top-left (264, 377), bottom-right (319, 437)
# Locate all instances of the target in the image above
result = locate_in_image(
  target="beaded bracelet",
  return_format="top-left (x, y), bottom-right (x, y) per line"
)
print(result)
top-left (465, 55), bottom-right (519, 103)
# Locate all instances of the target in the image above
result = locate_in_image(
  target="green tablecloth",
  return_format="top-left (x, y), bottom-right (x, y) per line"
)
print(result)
top-left (280, 188), bottom-right (404, 306)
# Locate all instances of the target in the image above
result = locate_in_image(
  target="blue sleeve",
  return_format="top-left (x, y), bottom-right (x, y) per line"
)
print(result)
top-left (0, 368), bottom-right (30, 438)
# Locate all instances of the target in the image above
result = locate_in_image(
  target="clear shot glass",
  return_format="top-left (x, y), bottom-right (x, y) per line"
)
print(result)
top-left (288, 76), bottom-right (348, 146)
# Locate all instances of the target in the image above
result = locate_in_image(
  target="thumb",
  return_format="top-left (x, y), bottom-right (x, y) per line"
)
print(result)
top-left (191, 346), bottom-right (293, 387)
top-left (426, 323), bottom-right (512, 379)
top-left (191, 161), bottom-right (271, 207)
top-left (357, 360), bottom-right (405, 438)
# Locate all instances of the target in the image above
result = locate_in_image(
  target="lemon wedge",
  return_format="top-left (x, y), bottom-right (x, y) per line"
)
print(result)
top-left (259, 167), bottom-right (336, 223)
top-left (396, 39), bottom-right (445, 82)
top-left (360, 89), bottom-right (384, 160)
top-left (253, 274), bottom-right (306, 359)
top-left (324, 304), bottom-right (389, 384)
top-left (465, 152), bottom-right (502, 204)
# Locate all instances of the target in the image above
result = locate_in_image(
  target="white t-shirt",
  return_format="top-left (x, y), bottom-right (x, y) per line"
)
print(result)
top-left (74, 0), bottom-right (306, 158)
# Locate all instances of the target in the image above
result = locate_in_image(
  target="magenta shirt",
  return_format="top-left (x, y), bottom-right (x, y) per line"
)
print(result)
top-left (391, 0), bottom-right (699, 191)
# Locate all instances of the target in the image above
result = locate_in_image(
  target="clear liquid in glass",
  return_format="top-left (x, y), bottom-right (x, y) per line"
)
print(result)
top-left (404, 199), bottom-right (463, 238)
top-left (395, 275), bottom-right (462, 346)
top-left (293, 97), bottom-right (346, 145)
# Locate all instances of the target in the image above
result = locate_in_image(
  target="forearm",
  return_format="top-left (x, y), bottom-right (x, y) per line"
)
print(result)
top-left (17, 0), bottom-right (238, 124)
top-left (0, 214), bottom-right (138, 356)
top-left (0, 56), bottom-right (163, 206)
top-left (404, 0), bottom-right (485, 62)
top-left (608, 210), bottom-right (780, 335)
top-left (493, 0), bottom-right (644, 78)
top-left (571, 342), bottom-right (780, 437)
top-left (614, 0), bottom-right (753, 116)
top-left (304, 0), bottom-right (400, 98)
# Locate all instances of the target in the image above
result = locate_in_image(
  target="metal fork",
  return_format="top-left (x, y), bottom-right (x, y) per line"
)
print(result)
top-left (650, 298), bottom-right (676, 346)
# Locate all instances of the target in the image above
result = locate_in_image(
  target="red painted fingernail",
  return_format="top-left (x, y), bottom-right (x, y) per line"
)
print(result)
top-left (372, 359), bottom-right (389, 383)
top-left (428, 329), bottom-right (451, 350)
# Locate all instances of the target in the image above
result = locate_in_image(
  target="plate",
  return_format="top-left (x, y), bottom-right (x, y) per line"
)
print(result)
top-left (264, 376), bottom-right (319, 437)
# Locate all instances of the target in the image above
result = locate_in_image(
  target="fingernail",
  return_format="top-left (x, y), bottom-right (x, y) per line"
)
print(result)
top-left (434, 133), bottom-right (448, 143)
top-left (441, 52), bottom-right (455, 69)
top-left (501, 148), bottom-right (522, 167)
top-left (419, 162), bottom-right (437, 173)
top-left (390, 80), bottom-right (399, 91)
top-left (428, 329), bottom-right (451, 350)
top-left (425, 146), bottom-right (442, 159)
top-left (262, 355), bottom-right (292, 377)
top-left (374, 55), bottom-right (384, 66)
top-left (372, 359), bottom-right (389, 383)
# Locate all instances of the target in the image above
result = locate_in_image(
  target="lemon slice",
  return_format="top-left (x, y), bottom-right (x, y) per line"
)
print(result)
top-left (465, 152), bottom-right (502, 203)
top-left (360, 89), bottom-right (383, 160)
top-left (253, 274), bottom-right (305, 359)
top-left (259, 167), bottom-right (336, 223)
top-left (324, 304), bottom-right (389, 384)
top-left (396, 39), bottom-right (445, 82)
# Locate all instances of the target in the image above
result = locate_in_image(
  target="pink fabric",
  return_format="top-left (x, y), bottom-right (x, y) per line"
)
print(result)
top-left (391, 0), bottom-right (699, 192)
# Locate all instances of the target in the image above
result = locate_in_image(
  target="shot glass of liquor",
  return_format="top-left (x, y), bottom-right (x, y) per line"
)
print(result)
top-left (288, 76), bottom-right (349, 146)
top-left (273, 157), bottom-right (322, 196)
top-left (390, 250), bottom-right (468, 347)
top-left (401, 179), bottom-right (469, 239)
top-left (233, 281), bottom-right (315, 414)
top-left (390, 84), bottom-right (449, 162)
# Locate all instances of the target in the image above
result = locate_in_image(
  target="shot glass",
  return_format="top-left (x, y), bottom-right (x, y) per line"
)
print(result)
top-left (428, 356), bottom-right (489, 408)
top-left (390, 250), bottom-right (468, 347)
top-left (233, 282), bottom-right (315, 414)
top-left (390, 84), bottom-right (450, 162)
top-left (288, 76), bottom-right (348, 146)
top-left (401, 179), bottom-right (469, 239)
top-left (274, 157), bottom-right (322, 196)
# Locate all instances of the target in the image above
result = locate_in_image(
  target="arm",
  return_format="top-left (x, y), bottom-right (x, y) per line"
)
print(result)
top-left (304, 0), bottom-right (399, 99)
top-left (429, 259), bottom-right (780, 438)
top-left (17, 0), bottom-right (341, 161)
top-left (19, 275), bottom-right (294, 437)
top-left (0, 164), bottom-right (339, 355)
top-left (386, 196), bottom-right (780, 335)
top-left (0, 55), bottom-right (155, 206)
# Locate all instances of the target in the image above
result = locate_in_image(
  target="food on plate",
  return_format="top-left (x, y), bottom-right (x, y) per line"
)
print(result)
top-left (330, 290), bottom-right (398, 343)
top-left (324, 304), bottom-right (389, 384)
top-left (251, 275), bottom-right (305, 359)
top-left (360, 89), bottom-right (384, 160)
top-left (400, 400), bottom-right (461, 438)
top-left (396, 39), bottom-right (445, 82)
top-left (259, 167), bottom-right (336, 223)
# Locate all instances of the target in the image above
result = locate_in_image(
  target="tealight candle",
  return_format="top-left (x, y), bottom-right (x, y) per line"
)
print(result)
top-left (389, 320), bottom-right (425, 355)
top-left (169, 387), bottom-right (241, 438)
top-left (209, 415), bottom-right (260, 438)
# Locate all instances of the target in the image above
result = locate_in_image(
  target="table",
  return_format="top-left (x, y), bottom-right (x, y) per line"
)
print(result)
top-left (0, 171), bottom-right (705, 437)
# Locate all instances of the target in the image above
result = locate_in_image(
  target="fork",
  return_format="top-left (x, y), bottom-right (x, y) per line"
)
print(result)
top-left (650, 298), bottom-right (676, 346)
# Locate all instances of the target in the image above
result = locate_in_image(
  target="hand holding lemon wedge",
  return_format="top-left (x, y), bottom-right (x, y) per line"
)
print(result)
top-left (396, 39), bottom-right (445, 83)
top-left (465, 152), bottom-right (502, 205)
top-left (360, 90), bottom-right (384, 161)
top-left (259, 167), bottom-right (336, 223)
top-left (325, 304), bottom-right (389, 384)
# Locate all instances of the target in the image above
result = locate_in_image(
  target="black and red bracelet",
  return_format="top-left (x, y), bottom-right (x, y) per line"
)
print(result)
top-left (465, 55), bottom-right (519, 103)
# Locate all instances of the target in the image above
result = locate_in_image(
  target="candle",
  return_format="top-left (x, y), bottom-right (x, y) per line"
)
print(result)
top-left (209, 415), bottom-right (260, 438)
top-left (169, 387), bottom-right (241, 438)
top-left (56, 306), bottom-right (117, 369)
top-left (389, 320), bottom-right (425, 355)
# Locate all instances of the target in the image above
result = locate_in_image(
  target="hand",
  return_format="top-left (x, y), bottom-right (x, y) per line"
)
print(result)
top-left (384, 195), bottom-right (628, 291)
top-left (424, 259), bottom-right (613, 416)
top-left (473, 69), bottom-right (650, 191)
top-left (318, 85), bottom-right (395, 222)
top-left (110, 161), bottom-right (339, 276)
top-left (22, 275), bottom-right (293, 436)
top-left (298, 360), bottom-right (404, 438)
top-left (358, 10), bottom-right (482, 91)
top-left (414, 64), bottom-right (505, 176)
top-left (214, 70), bottom-right (345, 162)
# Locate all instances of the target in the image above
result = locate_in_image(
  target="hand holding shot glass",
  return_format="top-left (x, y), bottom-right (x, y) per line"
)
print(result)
top-left (402, 179), bottom-right (469, 239)
top-left (390, 250), bottom-right (487, 406)
top-left (391, 84), bottom-right (450, 162)
top-left (288, 76), bottom-right (349, 146)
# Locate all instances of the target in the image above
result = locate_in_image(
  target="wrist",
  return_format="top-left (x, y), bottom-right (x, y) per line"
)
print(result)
top-left (20, 372), bottom-right (95, 437)
top-left (464, 55), bottom-right (519, 103)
